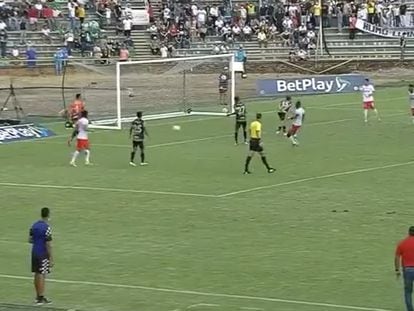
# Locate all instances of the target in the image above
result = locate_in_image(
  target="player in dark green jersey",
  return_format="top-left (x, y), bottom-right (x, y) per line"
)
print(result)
top-left (129, 111), bottom-right (148, 167)
top-left (218, 67), bottom-right (230, 106)
top-left (277, 96), bottom-right (292, 135)
top-left (228, 96), bottom-right (247, 145)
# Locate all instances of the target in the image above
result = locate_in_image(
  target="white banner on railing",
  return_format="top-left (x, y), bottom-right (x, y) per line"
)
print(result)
top-left (131, 9), bottom-right (150, 26)
top-left (356, 19), bottom-right (414, 38)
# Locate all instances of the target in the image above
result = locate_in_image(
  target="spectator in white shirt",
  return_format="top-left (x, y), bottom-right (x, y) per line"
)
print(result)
top-left (282, 16), bottom-right (293, 30)
top-left (11, 45), bottom-right (19, 59)
top-left (41, 25), bottom-right (53, 43)
top-left (376, 3), bottom-right (384, 26)
top-left (240, 5), bottom-right (247, 22)
top-left (268, 24), bottom-right (278, 41)
top-left (65, 31), bottom-right (74, 56)
top-left (221, 24), bottom-right (231, 41)
top-left (242, 24), bottom-right (252, 41)
top-left (288, 4), bottom-right (299, 15)
top-left (212, 44), bottom-right (220, 54)
top-left (123, 4), bottom-right (133, 18)
top-left (93, 45), bottom-right (102, 59)
top-left (215, 17), bottom-right (224, 35)
top-left (209, 6), bottom-right (218, 21)
top-left (232, 24), bottom-right (241, 41)
top-left (160, 44), bottom-right (168, 58)
top-left (148, 24), bottom-right (158, 40)
top-left (257, 30), bottom-right (267, 48)
top-left (298, 24), bottom-right (307, 36)
top-left (220, 43), bottom-right (229, 54)
top-left (191, 4), bottom-right (198, 17)
top-left (34, 3), bottom-right (43, 17)
top-left (307, 30), bottom-right (316, 40)
top-left (197, 8), bottom-right (207, 26)
top-left (308, 40), bottom-right (316, 50)
top-left (298, 49), bottom-right (308, 60)
top-left (163, 7), bottom-right (171, 22)
top-left (68, 1), bottom-right (76, 31)
top-left (105, 7), bottom-right (112, 26)
top-left (393, 5), bottom-right (400, 27)
top-left (281, 29), bottom-right (290, 46)
top-left (123, 16), bottom-right (133, 37)
top-left (358, 5), bottom-right (368, 21)
top-left (0, 20), bottom-right (6, 31)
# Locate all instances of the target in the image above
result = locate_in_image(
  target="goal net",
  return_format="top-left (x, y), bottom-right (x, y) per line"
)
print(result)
top-left (91, 54), bottom-right (236, 129)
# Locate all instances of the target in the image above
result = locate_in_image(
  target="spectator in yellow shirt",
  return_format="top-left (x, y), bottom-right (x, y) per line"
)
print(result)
top-left (367, 1), bottom-right (375, 24)
top-left (247, 3), bottom-right (256, 20)
top-left (313, 2), bottom-right (321, 26)
top-left (77, 5), bottom-right (86, 25)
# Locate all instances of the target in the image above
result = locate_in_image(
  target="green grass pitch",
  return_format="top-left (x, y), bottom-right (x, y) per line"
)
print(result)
top-left (0, 87), bottom-right (413, 311)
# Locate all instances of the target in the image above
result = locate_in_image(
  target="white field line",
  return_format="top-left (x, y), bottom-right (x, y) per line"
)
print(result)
top-left (0, 160), bottom-right (411, 200)
top-left (0, 274), bottom-right (392, 311)
top-left (0, 239), bottom-right (26, 245)
top-left (0, 182), bottom-right (216, 198)
top-left (219, 161), bottom-right (414, 197)
top-left (186, 303), bottom-right (220, 309)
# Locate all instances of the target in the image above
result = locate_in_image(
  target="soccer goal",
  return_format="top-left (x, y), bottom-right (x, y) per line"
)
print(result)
top-left (90, 53), bottom-right (236, 130)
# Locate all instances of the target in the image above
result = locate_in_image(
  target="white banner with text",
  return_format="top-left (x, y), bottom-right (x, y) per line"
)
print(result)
top-left (356, 19), bottom-right (414, 38)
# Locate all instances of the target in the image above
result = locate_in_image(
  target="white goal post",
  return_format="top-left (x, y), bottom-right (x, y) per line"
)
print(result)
top-left (90, 53), bottom-right (236, 130)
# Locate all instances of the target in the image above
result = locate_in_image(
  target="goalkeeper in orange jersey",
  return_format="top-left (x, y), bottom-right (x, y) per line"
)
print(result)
top-left (63, 94), bottom-right (85, 128)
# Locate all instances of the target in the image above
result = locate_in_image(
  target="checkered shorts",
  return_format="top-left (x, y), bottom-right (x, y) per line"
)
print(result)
top-left (31, 255), bottom-right (50, 275)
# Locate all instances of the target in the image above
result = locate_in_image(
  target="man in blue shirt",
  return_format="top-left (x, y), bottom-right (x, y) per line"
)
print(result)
top-left (234, 45), bottom-right (247, 79)
top-left (29, 207), bottom-right (53, 305)
top-left (54, 48), bottom-right (64, 76)
top-left (26, 45), bottom-right (37, 69)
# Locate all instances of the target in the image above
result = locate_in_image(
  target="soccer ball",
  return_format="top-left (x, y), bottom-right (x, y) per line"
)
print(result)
top-left (222, 107), bottom-right (229, 113)
top-left (172, 125), bottom-right (181, 131)
top-left (241, 73), bottom-right (247, 79)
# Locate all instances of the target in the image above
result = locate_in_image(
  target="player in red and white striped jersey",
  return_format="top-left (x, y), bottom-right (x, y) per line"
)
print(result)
top-left (360, 79), bottom-right (380, 123)
top-left (287, 101), bottom-right (305, 146)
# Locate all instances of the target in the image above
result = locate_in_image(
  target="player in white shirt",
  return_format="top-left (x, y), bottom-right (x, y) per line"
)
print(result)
top-left (409, 84), bottom-right (414, 124)
top-left (360, 78), bottom-right (380, 123)
top-left (287, 101), bottom-right (305, 146)
top-left (68, 110), bottom-right (91, 167)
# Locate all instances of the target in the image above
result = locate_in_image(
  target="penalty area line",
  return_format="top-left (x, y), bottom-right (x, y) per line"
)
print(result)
top-left (0, 182), bottom-right (216, 198)
top-left (0, 274), bottom-right (392, 311)
top-left (219, 161), bottom-right (414, 197)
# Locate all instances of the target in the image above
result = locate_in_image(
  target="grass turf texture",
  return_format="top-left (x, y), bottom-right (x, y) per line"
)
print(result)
top-left (0, 87), bottom-right (413, 311)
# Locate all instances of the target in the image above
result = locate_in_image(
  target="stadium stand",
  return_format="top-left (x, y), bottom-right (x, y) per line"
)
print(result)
top-left (0, 0), bottom-right (413, 64)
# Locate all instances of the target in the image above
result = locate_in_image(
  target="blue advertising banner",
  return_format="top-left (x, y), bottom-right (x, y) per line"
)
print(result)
top-left (0, 124), bottom-right (56, 144)
top-left (256, 74), bottom-right (367, 96)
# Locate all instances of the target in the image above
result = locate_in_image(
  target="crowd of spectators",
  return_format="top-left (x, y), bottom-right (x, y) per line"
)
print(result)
top-left (0, 0), bottom-right (413, 63)
top-left (146, 0), bottom-right (414, 60)
top-left (339, 0), bottom-right (413, 29)
top-left (146, 0), bottom-right (321, 60)
top-left (0, 0), bottom-right (135, 64)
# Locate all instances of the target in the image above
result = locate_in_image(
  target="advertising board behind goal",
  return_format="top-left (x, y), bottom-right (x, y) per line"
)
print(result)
top-left (0, 124), bottom-right (56, 144)
top-left (256, 74), bottom-right (367, 96)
